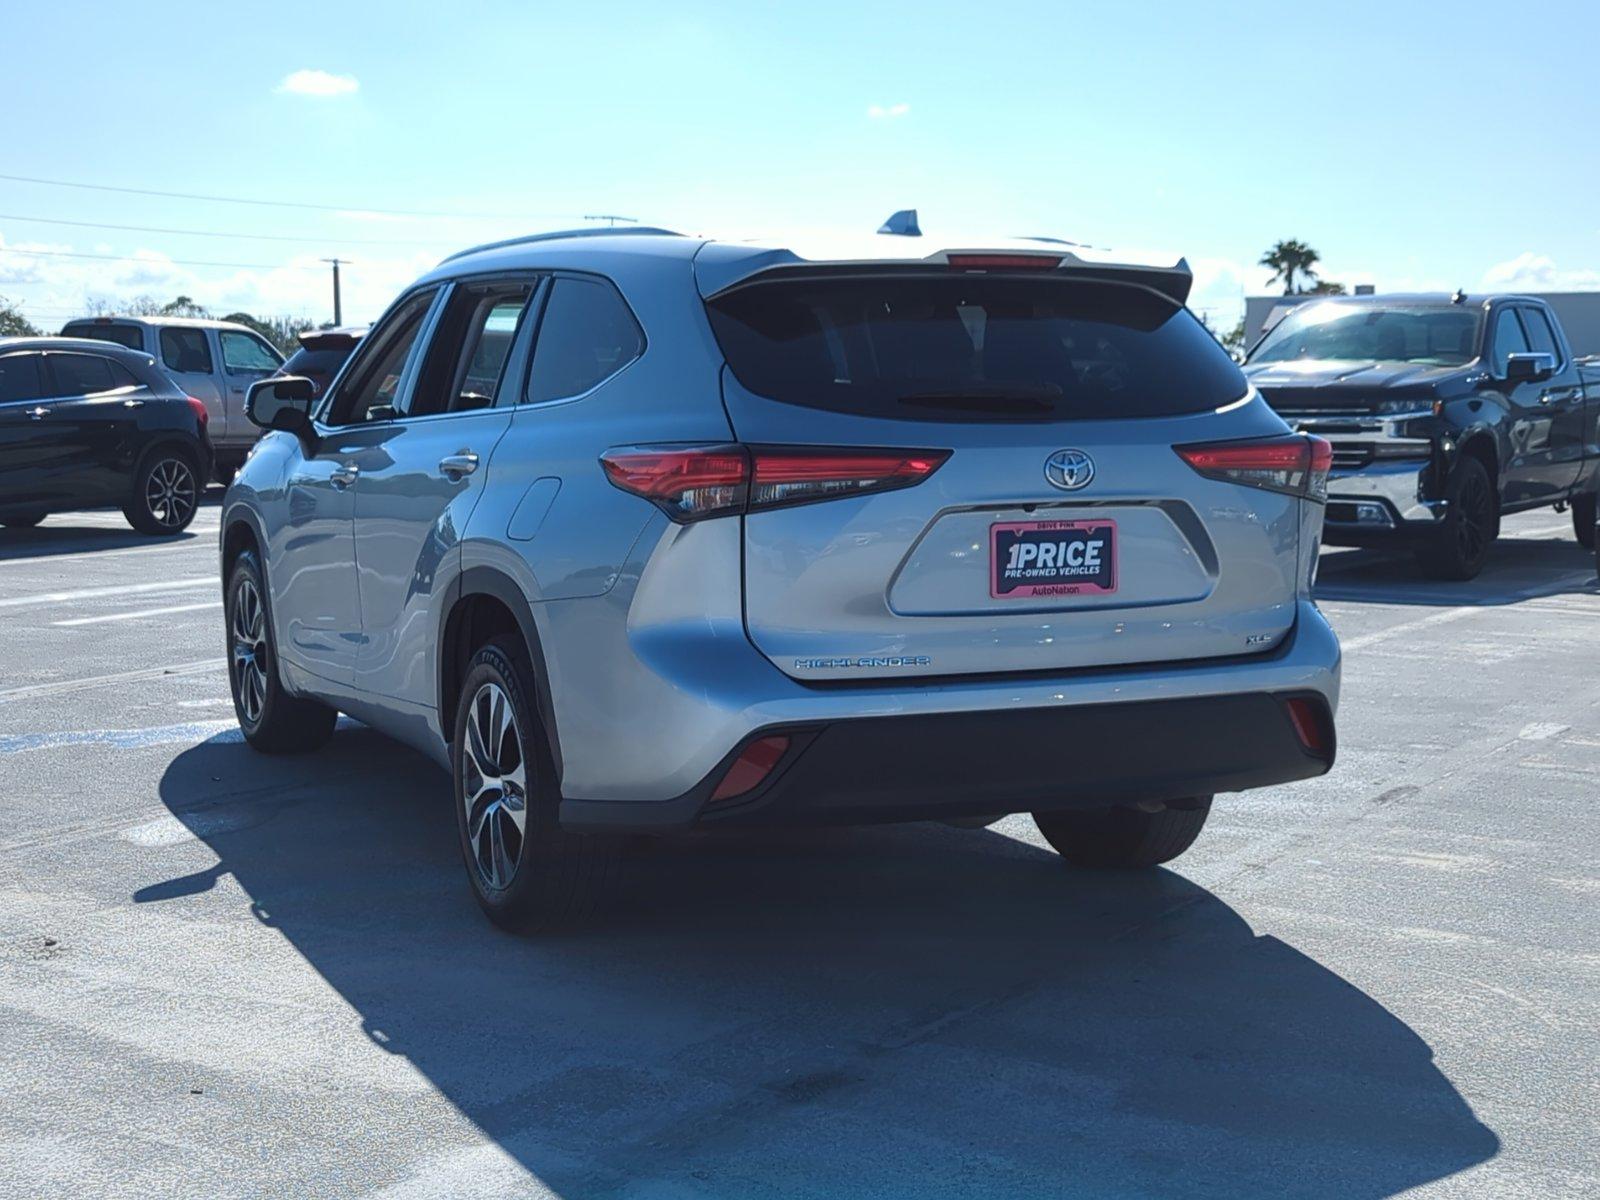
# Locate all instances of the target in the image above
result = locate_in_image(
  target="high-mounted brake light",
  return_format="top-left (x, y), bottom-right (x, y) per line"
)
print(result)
top-left (600, 445), bottom-right (950, 522)
top-left (1175, 435), bottom-right (1331, 501)
top-left (946, 254), bottom-right (1062, 271)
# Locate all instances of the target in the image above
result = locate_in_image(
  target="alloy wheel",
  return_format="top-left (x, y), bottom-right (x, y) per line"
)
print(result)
top-left (1456, 471), bottom-right (1492, 564)
top-left (460, 682), bottom-right (528, 891)
top-left (145, 457), bottom-right (197, 530)
top-left (231, 576), bottom-right (269, 725)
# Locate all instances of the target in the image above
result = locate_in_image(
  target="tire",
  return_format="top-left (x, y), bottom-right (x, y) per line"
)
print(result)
top-left (1, 511), bottom-right (47, 529)
top-left (1573, 489), bottom-right (1596, 551)
top-left (1414, 456), bottom-right (1496, 581)
top-left (124, 445), bottom-right (201, 535)
top-left (452, 637), bottom-right (620, 932)
top-left (1033, 799), bottom-right (1213, 869)
top-left (226, 550), bottom-right (337, 753)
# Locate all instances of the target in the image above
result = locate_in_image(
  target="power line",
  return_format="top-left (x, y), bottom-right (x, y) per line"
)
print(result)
top-left (0, 171), bottom-right (570, 222)
top-left (0, 246), bottom-right (321, 271)
top-left (0, 212), bottom-right (458, 246)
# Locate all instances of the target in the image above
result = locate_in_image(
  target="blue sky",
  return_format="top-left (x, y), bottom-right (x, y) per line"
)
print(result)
top-left (2, 0), bottom-right (1596, 329)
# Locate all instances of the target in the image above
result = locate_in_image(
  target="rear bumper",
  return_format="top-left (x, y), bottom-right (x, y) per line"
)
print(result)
top-left (558, 598), bottom-right (1342, 834)
top-left (562, 690), bottom-right (1333, 832)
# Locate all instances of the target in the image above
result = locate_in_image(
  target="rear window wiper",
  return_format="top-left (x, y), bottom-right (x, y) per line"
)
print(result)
top-left (896, 387), bottom-right (1059, 414)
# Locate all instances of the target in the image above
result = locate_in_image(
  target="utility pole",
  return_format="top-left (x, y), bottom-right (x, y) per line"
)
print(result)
top-left (320, 258), bottom-right (346, 325)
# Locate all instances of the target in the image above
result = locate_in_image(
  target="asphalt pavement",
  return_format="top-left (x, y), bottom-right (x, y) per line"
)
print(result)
top-left (0, 500), bottom-right (1596, 1198)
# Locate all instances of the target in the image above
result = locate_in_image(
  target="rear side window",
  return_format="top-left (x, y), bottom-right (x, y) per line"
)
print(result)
top-left (409, 282), bottom-right (533, 417)
top-left (62, 322), bottom-right (144, 351)
top-left (0, 354), bottom-right (46, 402)
top-left (48, 353), bottom-right (135, 396)
top-left (705, 275), bottom-right (1246, 421)
top-left (220, 330), bottom-right (282, 373)
top-left (161, 327), bottom-right (214, 374)
top-left (525, 277), bottom-right (644, 404)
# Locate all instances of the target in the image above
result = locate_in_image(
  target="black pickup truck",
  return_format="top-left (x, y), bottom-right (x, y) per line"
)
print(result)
top-left (1244, 293), bottom-right (1600, 579)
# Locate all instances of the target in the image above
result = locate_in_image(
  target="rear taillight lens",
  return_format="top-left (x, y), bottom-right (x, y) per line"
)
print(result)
top-left (600, 444), bottom-right (950, 522)
top-left (1175, 434), bottom-right (1331, 501)
top-left (185, 396), bottom-right (209, 428)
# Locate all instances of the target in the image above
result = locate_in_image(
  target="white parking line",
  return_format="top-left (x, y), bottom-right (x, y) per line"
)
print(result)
top-left (0, 541), bottom-right (215, 569)
top-left (0, 658), bottom-right (226, 705)
top-left (0, 576), bottom-right (216, 610)
top-left (1339, 569), bottom-right (1598, 652)
top-left (52, 600), bottom-right (223, 627)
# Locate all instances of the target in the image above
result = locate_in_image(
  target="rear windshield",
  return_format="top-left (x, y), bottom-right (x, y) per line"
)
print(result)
top-left (62, 322), bottom-right (144, 351)
top-left (282, 346), bottom-right (353, 379)
top-left (704, 274), bottom-right (1245, 421)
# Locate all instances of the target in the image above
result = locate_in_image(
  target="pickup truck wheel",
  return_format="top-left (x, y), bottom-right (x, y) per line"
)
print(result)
top-left (1033, 799), bottom-right (1212, 869)
top-left (1572, 491), bottom-right (1596, 550)
top-left (1414, 457), bottom-right (1496, 581)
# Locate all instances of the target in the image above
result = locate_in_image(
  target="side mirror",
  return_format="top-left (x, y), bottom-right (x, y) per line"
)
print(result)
top-left (247, 376), bottom-right (315, 434)
top-left (1504, 351), bottom-right (1555, 384)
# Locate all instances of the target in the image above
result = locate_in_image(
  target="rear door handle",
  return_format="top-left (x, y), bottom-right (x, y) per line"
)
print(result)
top-left (329, 463), bottom-right (360, 489)
top-left (439, 452), bottom-right (479, 479)
top-left (121, 398), bottom-right (144, 409)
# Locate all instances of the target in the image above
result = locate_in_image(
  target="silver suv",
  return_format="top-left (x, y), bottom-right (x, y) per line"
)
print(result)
top-left (222, 225), bottom-right (1341, 930)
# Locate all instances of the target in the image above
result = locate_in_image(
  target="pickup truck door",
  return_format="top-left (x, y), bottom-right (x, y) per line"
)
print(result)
top-left (218, 329), bottom-right (284, 448)
top-left (1517, 305), bottom-right (1586, 496)
top-left (157, 327), bottom-right (227, 444)
top-left (1489, 306), bottom-right (1565, 505)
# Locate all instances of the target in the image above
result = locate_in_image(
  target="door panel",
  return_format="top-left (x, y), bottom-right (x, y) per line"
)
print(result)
top-left (0, 353), bottom-right (54, 508)
top-left (157, 327), bottom-right (227, 443)
top-left (351, 408), bottom-right (512, 700)
top-left (272, 438), bottom-right (364, 682)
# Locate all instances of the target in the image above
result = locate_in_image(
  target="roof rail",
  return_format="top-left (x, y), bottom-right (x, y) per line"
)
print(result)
top-left (440, 225), bottom-right (681, 264)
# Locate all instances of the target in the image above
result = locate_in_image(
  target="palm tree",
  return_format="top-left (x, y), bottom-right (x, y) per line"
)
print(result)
top-left (1259, 240), bottom-right (1322, 295)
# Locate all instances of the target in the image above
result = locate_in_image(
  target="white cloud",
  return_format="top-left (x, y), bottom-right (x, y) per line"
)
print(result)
top-left (276, 69), bottom-right (359, 99)
top-left (1480, 252), bottom-right (1600, 292)
top-left (867, 102), bottom-right (911, 120)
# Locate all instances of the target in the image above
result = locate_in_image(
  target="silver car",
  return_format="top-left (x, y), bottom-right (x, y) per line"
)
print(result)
top-left (222, 225), bottom-right (1341, 930)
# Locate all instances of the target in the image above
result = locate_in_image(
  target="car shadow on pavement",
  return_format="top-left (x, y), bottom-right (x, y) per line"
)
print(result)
top-left (0, 493), bottom-right (223, 562)
top-left (1315, 536), bottom-right (1598, 607)
top-left (146, 727), bottom-right (1499, 1199)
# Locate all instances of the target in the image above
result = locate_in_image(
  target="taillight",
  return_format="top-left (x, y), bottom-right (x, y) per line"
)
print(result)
top-left (1175, 434), bottom-right (1331, 501)
top-left (599, 444), bottom-right (950, 522)
top-left (185, 396), bottom-right (209, 428)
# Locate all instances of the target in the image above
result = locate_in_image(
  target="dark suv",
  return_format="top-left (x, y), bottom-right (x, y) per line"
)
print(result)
top-left (0, 337), bottom-right (212, 534)
top-left (276, 327), bottom-right (367, 398)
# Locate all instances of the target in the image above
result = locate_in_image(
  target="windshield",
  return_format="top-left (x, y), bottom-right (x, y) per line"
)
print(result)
top-left (1250, 303), bottom-right (1481, 367)
top-left (706, 274), bottom-right (1246, 421)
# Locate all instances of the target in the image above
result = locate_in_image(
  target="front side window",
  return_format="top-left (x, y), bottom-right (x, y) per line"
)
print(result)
top-left (220, 330), bottom-right (283, 374)
top-left (0, 354), bottom-right (46, 403)
top-left (1519, 307), bottom-right (1561, 366)
top-left (48, 353), bottom-right (132, 396)
top-left (324, 290), bottom-right (437, 425)
top-left (1251, 303), bottom-right (1482, 368)
top-left (707, 274), bottom-right (1243, 420)
top-left (525, 277), bottom-right (644, 404)
top-left (1489, 308), bottom-right (1530, 375)
top-left (408, 282), bottom-right (533, 417)
top-left (160, 327), bottom-right (214, 375)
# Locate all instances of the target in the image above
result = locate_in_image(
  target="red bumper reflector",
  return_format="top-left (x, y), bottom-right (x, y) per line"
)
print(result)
top-left (709, 735), bottom-right (790, 802)
top-left (1284, 697), bottom-right (1330, 757)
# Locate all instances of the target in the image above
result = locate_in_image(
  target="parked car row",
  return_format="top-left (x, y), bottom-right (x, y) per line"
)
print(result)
top-left (0, 321), bottom-right (364, 535)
